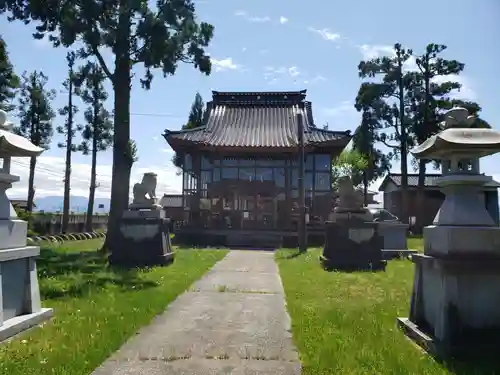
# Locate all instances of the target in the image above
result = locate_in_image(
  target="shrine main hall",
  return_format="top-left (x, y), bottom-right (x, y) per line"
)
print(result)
top-left (163, 90), bottom-right (351, 248)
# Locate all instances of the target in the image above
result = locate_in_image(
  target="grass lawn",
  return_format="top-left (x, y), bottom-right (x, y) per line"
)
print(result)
top-left (0, 239), bottom-right (227, 375)
top-left (276, 248), bottom-right (499, 375)
top-left (408, 236), bottom-right (424, 251)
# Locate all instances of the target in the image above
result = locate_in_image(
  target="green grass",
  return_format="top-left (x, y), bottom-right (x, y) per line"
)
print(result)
top-left (276, 248), bottom-right (499, 375)
top-left (0, 239), bottom-right (227, 375)
top-left (408, 236), bottom-right (424, 251)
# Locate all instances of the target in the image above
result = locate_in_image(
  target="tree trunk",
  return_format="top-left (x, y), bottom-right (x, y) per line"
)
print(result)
top-left (416, 59), bottom-right (431, 235)
top-left (363, 171), bottom-right (368, 206)
top-left (398, 63), bottom-right (409, 224)
top-left (85, 142), bottom-right (97, 232)
top-left (102, 0), bottom-right (132, 253)
top-left (26, 156), bottom-right (36, 212)
top-left (104, 79), bottom-right (131, 252)
top-left (62, 78), bottom-right (74, 233)
top-left (415, 159), bottom-right (426, 234)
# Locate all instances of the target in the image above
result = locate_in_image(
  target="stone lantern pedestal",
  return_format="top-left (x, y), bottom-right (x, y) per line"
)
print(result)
top-left (398, 108), bottom-right (500, 357)
top-left (0, 111), bottom-right (53, 342)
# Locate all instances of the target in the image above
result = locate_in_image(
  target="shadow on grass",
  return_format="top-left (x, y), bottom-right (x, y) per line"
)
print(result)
top-left (436, 352), bottom-right (500, 375)
top-left (275, 249), bottom-right (307, 260)
top-left (37, 248), bottom-right (158, 300)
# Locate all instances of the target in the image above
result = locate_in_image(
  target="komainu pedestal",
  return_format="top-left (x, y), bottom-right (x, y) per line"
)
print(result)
top-left (321, 176), bottom-right (385, 271)
top-left (398, 107), bottom-right (500, 358)
top-left (109, 209), bottom-right (175, 267)
top-left (321, 217), bottom-right (385, 271)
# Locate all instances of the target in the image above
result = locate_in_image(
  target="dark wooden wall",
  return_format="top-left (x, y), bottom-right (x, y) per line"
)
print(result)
top-left (384, 189), bottom-right (500, 226)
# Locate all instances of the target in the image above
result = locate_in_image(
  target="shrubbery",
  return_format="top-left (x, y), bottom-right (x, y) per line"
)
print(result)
top-left (14, 207), bottom-right (39, 236)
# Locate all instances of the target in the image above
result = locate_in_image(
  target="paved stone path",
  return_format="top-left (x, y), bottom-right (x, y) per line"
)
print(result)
top-left (91, 251), bottom-right (301, 374)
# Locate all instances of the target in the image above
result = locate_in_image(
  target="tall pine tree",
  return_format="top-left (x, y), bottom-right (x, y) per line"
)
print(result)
top-left (57, 51), bottom-right (80, 233)
top-left (357, 43), bottom-right (414, 222)
top-left (0, 36), bottom-right (19, 111)
top-left (352, 109), bottom-right (391, 205)
top-left (75, 62), bottom-right (113, 232)
top-left (16, 71), bottom-right (56, 212)
top-left (171, 92), bottom-right (207, 169)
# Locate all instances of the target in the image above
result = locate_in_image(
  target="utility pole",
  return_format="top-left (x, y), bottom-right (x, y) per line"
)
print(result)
top-left (297, 108), bottom-right (307, 252)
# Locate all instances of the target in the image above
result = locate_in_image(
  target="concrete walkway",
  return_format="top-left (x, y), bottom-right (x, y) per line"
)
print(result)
top-left (91, 251), bottom-right (301, 374)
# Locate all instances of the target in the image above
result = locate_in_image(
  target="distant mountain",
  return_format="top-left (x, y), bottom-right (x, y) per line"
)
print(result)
top-left (34, 196), bottom-right (111, 213)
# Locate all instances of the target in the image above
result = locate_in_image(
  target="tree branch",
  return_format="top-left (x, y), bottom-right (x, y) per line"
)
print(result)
top-left (93, 47), bottom-right (114, 84)
top-left (130, 8), bottom-right (169, 57)
top-left (380, 138), bottom-right (398, 149)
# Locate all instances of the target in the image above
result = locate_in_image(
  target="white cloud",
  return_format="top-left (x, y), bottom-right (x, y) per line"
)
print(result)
top-left (431, 74), bottom-right (477, 101)
top-left (288, 66), bottom-right (300, 77)
top-left (235, 10), bottom-right (271, 23)
top-left (357, 44), bottom-right (418, 71)
top-left (303, 75), bottom-right (327, 85)
top-left (358, 44), bottom-right (394, 60)
top-left (308, 27), bottom-right (341, 42)
top-left (33, 37), bottom-right (51, 49)
top-left (265, 66), bottom-right (300, 78)
top-left (310, 75), bottom-right (327, 83)
top-left (279, 16), bottom-right (288, 24)
top-left (6, 152), bottom-right (182, 201)
top-left (249, 16), bottom-right (271, 23)
top-left (210, 57), bottom-right (242, 72)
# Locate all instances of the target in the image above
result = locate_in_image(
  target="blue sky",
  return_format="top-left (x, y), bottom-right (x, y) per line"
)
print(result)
top-left (1, 0), bottom-right (499, 200)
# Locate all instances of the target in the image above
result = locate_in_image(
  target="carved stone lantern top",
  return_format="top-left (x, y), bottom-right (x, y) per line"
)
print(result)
top-left (0, 109), bottom-right (45, 220)
top-left (0, 110), bottom-right (44, 160)
top-left (411, 107), bottom-right (500, 227)
top-left (411, 107), bottom-right (500, 161)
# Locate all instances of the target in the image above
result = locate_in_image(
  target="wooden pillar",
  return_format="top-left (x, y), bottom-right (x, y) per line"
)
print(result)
top-left (284, 156), bottom-right (291, 230)
top-left (192, 153), bottom-right (201, 227)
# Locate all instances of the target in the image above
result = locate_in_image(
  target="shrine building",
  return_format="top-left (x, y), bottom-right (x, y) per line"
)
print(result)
top-left (163, 90), bottom-right (351, 248)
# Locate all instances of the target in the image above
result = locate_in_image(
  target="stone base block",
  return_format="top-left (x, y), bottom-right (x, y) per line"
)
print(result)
top-left (122, 209), bottom-right (165, 220)
top-left (1, 245), bottom-right (52, 343)
top-left (424, 225), bottom-right (500, 256)
top-left (397, 316), bottom-right (500, 358)
top-left (0, 308), bottom-right (53, 342)
top-left (321, 218), bottom-right (386, 272)
top-left (401, 253), bottom-right (500, 357)
top-left (0, 219), bottom-right (27, 250)
top-left (377, 222), bottom-right (409, 250)
top-left (109, 211), bottom-right (175, 268)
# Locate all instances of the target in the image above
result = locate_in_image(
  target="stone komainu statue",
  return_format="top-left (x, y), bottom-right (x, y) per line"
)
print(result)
top-left (132, 172), bottom-right (158, 206)
top-left (336, 175), bottom-right (363, 210)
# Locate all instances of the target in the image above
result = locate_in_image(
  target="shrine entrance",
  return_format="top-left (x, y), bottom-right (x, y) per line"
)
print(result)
top-left (208, 180), bottom-right (278, 230)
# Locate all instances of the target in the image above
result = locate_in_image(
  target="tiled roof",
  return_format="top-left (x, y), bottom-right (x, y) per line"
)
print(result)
top-left (379, 173), bottom-right (500, 191)
top-left (164, 90), bottom-right (351, 150)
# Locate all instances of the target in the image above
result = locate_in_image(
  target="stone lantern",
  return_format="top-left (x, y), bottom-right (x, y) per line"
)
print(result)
top-left (398, 107), bottom-right (500, 356)
top-left (0, 110), bottom-right (53, 342)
